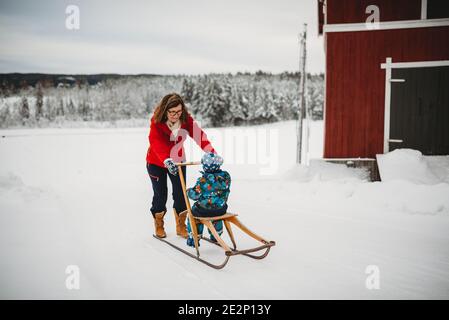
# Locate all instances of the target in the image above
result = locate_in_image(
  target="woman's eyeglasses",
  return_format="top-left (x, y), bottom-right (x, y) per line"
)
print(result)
top-left (167, 110), bottom-right (183, 116)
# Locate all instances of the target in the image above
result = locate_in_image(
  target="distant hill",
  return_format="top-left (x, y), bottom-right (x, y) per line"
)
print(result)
top-left (0, 73), bottom-right (161, 91)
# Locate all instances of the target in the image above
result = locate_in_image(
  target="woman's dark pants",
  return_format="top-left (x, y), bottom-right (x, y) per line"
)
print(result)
top-left (146, 163), bottom-right (187, 217)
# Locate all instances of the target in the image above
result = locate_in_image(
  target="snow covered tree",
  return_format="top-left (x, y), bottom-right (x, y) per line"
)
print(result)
top-left (307, 74), bottom-right (324, 120)
top-left (56, 98), bottom-right (64, 117)
top-left (20, 96), bottom-right (30, 125)
top-left (35, 83), bottom-right (44, 121)
top-left (201, 78), bottom-right (226, 127)
top-left (0, 105), bottom-right (11, 128)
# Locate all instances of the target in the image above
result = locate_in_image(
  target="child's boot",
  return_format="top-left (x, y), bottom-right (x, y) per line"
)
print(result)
top-left (186, 218), bottom-right (203, 247)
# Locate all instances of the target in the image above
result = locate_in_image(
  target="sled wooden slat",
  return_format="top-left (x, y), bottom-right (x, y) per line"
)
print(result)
top-left (202, 220), bottom-right (232, 253)
top-left (174, 161), bottom-right (201, 166)
top-left (201, 236), bottom-right (275, 259)
top-left (195, 213), bottom-right (238, 221)
top-left (153, 235), bottom-right (230, 269)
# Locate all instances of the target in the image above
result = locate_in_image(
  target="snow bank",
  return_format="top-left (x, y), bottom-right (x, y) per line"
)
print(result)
top-left (425, 156), bottom-right (449, 184)
top-left (282, 160), bottom-right (369, 183)
top-left (377, 149), bottom-right (449, 184)
top-left (0, 172), bottom-right (25, 190)
top-left (279, 152), bottom-right (449, 216)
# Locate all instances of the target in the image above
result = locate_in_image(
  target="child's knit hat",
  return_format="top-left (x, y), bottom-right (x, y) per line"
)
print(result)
top-left (201, 152), bottom-right (223, 172)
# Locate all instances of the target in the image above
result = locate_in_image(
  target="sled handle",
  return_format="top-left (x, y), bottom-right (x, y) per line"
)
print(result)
top-left (175, 161), bottom-right (201, 166)
top-left (176, 162), bottom-right (200, 256)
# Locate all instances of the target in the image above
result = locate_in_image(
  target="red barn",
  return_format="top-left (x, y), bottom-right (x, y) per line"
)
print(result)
top-left (318, 0), bottom-right (449, 162)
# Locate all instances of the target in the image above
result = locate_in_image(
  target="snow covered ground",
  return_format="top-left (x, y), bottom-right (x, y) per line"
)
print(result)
top-left (1, 120), bottom-right (449, 299)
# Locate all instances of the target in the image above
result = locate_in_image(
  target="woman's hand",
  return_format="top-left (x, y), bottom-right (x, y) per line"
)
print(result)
top-left (163, 158), bottom-right (178, 176)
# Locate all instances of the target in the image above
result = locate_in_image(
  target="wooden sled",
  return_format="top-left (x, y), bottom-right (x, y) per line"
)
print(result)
top-left (153, 161), bottom-right (276, 269)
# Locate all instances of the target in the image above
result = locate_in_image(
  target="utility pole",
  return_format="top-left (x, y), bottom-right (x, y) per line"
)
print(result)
top-left (297, 23), bottom-right (308, 164)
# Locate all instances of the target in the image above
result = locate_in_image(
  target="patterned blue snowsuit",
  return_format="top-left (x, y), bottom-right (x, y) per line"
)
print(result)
top-left (186, 169), bottom-right (231, 246)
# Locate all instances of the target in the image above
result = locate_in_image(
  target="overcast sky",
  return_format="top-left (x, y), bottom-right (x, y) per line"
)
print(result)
top-left (0, 0), bottom-right (324, 75)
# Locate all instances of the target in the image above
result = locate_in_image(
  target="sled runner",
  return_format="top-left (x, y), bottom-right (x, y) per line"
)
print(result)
top-left (153, 161), bottom-right (276, 269)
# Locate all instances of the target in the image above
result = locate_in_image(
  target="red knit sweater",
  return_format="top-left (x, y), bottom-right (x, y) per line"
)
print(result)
top-left (146, 113), bottom-right (216, 167)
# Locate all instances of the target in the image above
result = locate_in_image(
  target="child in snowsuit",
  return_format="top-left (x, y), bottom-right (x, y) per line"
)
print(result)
top-left (186, 152), bottom-right (231, 247)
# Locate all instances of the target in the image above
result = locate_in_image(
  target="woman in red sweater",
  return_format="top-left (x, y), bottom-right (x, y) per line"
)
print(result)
top-left (146, 93), bottom-right (216, 238)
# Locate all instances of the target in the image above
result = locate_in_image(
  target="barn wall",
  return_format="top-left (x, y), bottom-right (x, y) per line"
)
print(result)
top-left (324, 26), bottom-right (449, 158)
top-left (326, 0), bottom-right (421, 24)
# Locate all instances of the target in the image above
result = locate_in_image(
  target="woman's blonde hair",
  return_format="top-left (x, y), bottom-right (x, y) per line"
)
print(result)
top-left (152, 93), bottom-right (188, 123)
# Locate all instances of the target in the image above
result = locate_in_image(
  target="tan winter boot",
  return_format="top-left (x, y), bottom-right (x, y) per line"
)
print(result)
top-left (154, 211), bottom-right (166, 238)
top-left (174, 209), bottom-right (189, 239)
